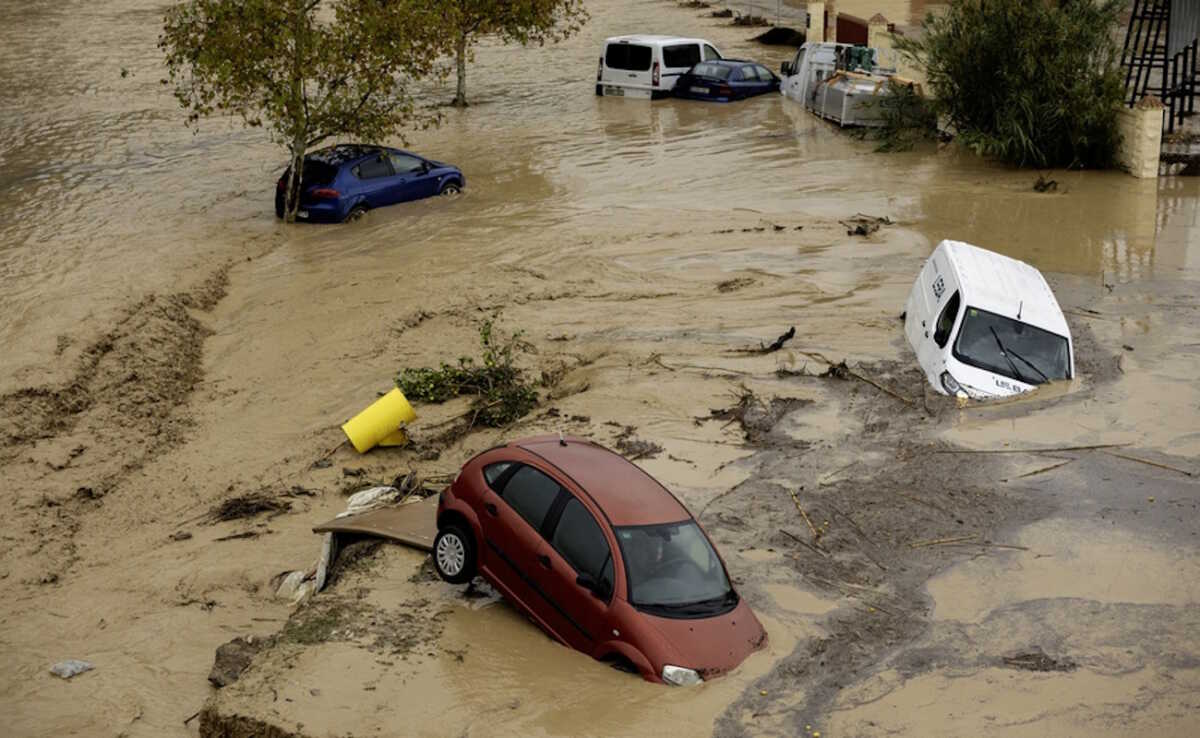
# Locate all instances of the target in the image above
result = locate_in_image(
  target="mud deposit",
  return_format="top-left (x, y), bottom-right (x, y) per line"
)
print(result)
top-left (2, 0), bottom-right (1199, 737)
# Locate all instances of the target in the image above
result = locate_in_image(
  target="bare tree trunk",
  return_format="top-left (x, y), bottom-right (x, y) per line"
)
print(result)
top-left (453, 33), bottom-right (468, 107)
top-left (285, 0), bottom-right (306, 223)
top-left (285, 137), bottom-right (305, 223)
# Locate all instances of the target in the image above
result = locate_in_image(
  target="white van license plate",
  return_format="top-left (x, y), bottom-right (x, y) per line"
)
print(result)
top-left (603, 85), bottom-right (624, 96)
top-left (690, 86), bottom-right (708, 94)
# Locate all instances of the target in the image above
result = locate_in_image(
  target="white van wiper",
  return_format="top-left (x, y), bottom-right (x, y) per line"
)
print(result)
top-left (989, 326), bottom-right (1029, 384)
top-left (1006, 345), bottom-right (1050, 383)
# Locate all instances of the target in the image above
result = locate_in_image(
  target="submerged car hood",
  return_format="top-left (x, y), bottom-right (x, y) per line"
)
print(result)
top-left (643, 599), bottom-right (766, 678)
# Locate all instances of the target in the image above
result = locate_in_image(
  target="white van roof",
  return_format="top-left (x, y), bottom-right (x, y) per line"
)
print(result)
top-left (604, 35), bottom-right (711, 46)
top-left (940, 240), bottom-right (1071, 339)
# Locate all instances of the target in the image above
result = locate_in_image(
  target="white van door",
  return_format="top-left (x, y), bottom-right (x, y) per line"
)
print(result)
top-left (602, 42), bottom-right (653, 94)
top-left (660, 43), bottom-right (704, 89)
top-left (781, 47), bottom-right (807, 101)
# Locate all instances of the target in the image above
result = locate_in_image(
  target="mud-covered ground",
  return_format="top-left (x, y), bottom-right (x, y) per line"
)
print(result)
top-left (2, 0), bottom-right (1199, 736)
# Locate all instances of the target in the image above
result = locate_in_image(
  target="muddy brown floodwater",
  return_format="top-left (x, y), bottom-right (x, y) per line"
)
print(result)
top-left (2, 1), bottom-right (1198, 737)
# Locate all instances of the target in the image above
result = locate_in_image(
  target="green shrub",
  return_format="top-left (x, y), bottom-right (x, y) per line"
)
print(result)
top-left (897, 0), bottom-right (1125, 168)
top-left (397, 319), bottom-right (538, 427)
top-left (859, 82), bottom-right (939, 152)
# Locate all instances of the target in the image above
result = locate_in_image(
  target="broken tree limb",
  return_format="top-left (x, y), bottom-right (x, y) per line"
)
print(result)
top-left (313, 438), bottom-right (346, 466)
top-left (780, 529), bottom-right (828, 557)
top-left (787, 488), bottom-right (821, 542)
top-left (827, 503), bottom-right (888, 571)
top-left (931, 443), bottom-right (1130, 455)
top-left (1103, 450), bottom-right (1196, 477)
top-left (841, 364), bottom-right (916, 406)
top-left (762, 326), bottom-right (796, 352)
top-left (940, 541), bottom-right (1030, 551)
top-left (910, 534), bottom-right (976, 548)
top-left (1011, 458), bottom-right (1075, 480)
top-left (818, 460), bottom-right (859, 486)
top-left (896, 492), bottom-right (954, 517)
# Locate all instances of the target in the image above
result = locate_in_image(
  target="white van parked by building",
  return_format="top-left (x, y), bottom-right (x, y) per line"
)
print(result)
top-left (904, 240), bottom-right (1074, 399)
top-left (597, 35), bottom-right (723, 99)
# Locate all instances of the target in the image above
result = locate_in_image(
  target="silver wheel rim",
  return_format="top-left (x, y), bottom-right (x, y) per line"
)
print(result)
top-left (437, 533), bottom-right (465, 576)
top-left (441, 186), bottom-right (459, 196)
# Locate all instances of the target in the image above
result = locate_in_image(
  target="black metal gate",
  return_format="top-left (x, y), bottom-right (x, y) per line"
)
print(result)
top-left (1121, 0), bottom-right (1200, 132)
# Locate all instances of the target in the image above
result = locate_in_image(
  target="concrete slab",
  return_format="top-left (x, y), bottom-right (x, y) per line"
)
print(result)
top-left (312, 495), bottom-right (439, 552)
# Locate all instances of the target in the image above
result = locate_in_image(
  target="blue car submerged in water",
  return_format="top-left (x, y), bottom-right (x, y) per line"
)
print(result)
top-left (672, 60), bottom-right (780, 102)
top-left (274, 144), bottom-right (464, 223)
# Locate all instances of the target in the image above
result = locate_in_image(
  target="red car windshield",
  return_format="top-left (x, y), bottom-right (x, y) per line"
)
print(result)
top-left (616, 521), bottom-right (735, 617)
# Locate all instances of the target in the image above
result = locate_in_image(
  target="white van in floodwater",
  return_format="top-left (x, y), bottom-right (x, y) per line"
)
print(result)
top-left (904, 240), bottom-right (1074, 399)
top-left (780, 42), bottom-right (894, 127)
top-left (596, 35), bottom-right (723, 99)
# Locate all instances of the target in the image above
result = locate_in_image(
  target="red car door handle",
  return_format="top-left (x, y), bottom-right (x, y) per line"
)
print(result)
top-left (537, 554), bottom-right (551, 569)
top-left (485, 503), bottom-right (498, 516)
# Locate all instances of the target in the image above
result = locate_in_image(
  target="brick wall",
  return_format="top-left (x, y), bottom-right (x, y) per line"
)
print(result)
top-left (1117, 98), bottom-right (1165, 179)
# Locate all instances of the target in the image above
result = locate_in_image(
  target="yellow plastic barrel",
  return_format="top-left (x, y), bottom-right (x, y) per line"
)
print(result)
top-left (341, 388), bottom-right (417, 453)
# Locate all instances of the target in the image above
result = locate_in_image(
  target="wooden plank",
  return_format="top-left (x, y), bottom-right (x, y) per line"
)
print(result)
top-left (312, 495), bottom-right (439, 552)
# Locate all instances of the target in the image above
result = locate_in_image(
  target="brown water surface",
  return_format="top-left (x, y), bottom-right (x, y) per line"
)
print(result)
top-left (2, 1), bottom-right (1199, 736)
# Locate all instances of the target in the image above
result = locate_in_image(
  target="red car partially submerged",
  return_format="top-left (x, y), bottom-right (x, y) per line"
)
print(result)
top-left (434, 435), bottom-right (766, 684)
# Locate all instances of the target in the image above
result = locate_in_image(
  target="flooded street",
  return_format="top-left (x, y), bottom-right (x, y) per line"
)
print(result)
top-left (1, 0), bottom-right (1198, 737)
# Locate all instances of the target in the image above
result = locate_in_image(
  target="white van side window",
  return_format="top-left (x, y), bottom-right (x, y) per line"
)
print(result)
top-left (933, 291), bottom-right (960, 348)
top-left (663, 44), bottom-right (701, 69)
top-left (606, 44), bottom-right (652, 71)
top-left (704, 44), bottom-right (722, 61)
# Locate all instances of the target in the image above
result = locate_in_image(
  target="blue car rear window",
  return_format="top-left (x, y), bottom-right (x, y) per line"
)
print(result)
top-left (295, 161), bottom-right (337, 186)
top-left (691, 63), bottom-right (731, 80)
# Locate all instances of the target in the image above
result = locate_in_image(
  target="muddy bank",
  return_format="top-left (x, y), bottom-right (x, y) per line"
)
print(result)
top-left (200, 309), bottom-right (1199, 737)
top-left (0, 265), bottom-right (229, 585)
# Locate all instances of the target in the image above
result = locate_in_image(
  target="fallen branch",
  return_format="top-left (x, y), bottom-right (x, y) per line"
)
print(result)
top-left (896, 492), bottom-right (953, 517)
top-left (827, 504), bottom-right (888, 571)
top-left (931, 443), bottom-right (1129, 455)
top-left (731, 326), bottom-right (797, 355)
top-left (1011, 458), bottom-right (1075, 479)
top-left (313, 438), bottom-right (346, 466)
top-left (818, 460), bottom-right (859, 486)
top-left (848, 368), bottom-right (915, 406)
top-left (183, 711), bottom-right (200, 726)
top-left (780, 529), bottom-right (828, 557)
top-left (1103, 450), bottom-right (1196, 477)
top-left (910, 534), bottom-right (976, 548)
top-left (787, 488), bottom-right (821, 541)
top-left (941, 541), bottom-right (1030, 551)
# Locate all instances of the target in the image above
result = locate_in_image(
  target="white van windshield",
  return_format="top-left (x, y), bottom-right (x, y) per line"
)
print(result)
top-left (606, 44), bottom-right (651, 71)
top-left (953, 307), bottom-right (1071, 384)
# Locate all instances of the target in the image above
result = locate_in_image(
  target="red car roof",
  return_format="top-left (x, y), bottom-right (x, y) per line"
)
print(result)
top-left (513, 436), bottom-right (690, 527)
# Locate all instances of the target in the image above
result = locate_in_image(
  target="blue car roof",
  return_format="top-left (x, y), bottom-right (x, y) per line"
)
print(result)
top-left (697, 59), bottom-right (756, 68)
top-left (306, 144), bottom-right (406, 167)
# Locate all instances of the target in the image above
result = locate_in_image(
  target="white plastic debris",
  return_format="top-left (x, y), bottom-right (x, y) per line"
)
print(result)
top-left (337, 486), bottom-right (400, 518)
top-left (50, 660), bottom-right (93, 679)
top-left (275, 570), bottom-right (307, 600)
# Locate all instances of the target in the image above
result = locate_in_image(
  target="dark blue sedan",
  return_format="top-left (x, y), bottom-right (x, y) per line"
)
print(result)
top-left (672, 60), bottom-right (780, 102)
top-left (274, 144), bottom-right (464, 223)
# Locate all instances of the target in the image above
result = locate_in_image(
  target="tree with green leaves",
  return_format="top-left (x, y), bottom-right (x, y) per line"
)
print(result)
top-left (896, 0), bottom-right (1125, 168)
top-left (160, 0), bottom-right (444, 221)
top-left (436, 0), bottom-right (588, 107)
